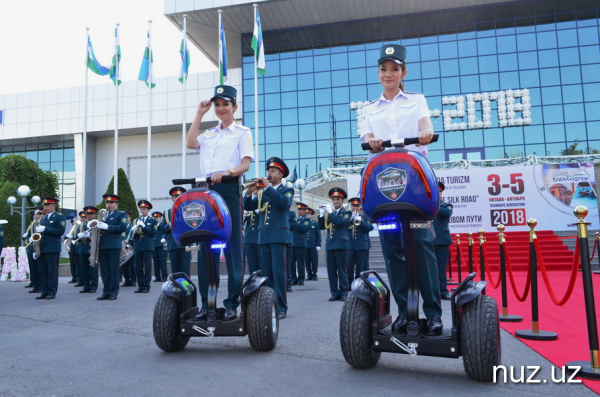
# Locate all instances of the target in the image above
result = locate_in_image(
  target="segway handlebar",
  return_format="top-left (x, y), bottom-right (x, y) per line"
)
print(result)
top-left (172, 175), bottom-right (237, 186)
top-left (361, 134), bottom-right (439, 151)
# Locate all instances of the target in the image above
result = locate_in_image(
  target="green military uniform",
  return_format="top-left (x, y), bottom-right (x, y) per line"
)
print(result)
top-left (319, 188), bottom-right (352, 300)
top-left (291, 202), bottom-right (310, 285)
top-left (77, 206), bottom-right (99, 293)
top-left (159, 187), bottom-right (191, 276)
top-left (36, 197), bottom-right (67, 299)
top-left (121, 212), bottom-right (136, 286)
top-left (97, 194), bottom-right (128, 300)
top-left (243, 209), bottom-right (261, 274)
top-left (347, 198), bottom-right (374, 284)
top-left (286, 209), bottom-right (295, 290)
top-left (305, 208), bottom-right (321, 280)
top-left (67, 218), bottom-right (80, 284)
top-left (433, 181), bottom-right (453, 299)
top-left (152, 211), bottom-right (168, 282)
top-left (24, 214), bottom-right (41, 292)
top-left (132, 200), bottom-right (157, 293)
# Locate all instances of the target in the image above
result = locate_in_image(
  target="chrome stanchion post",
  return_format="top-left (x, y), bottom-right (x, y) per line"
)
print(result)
top-left (456, 234), bottom-right (462, 284)
top-left (515, 218), bottom-right (557, 341)
top-left (467, 232), bottom-right (473, 274)
top-left (447, 235), bottom-right (458, 286)
top-left (478, 229), bottom-right (486, 295)
top-left (593, 232), bottom-right (599, 275)
top-left (566, 206), bottom-right (600, 379)
top-left (497, 224), bottom-right (522, 322)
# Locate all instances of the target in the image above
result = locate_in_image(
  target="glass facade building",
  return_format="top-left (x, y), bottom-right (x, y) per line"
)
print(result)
top-left (241, 0), bottom-right (600, 175)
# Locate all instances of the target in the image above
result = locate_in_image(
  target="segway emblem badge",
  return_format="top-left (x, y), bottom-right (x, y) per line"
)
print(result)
top-left (376, 167), bottom-right (407, 201)
top-left (182, 202), bottom-right (205, 228)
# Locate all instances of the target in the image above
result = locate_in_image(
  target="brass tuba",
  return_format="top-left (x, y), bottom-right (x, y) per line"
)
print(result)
top-left (25, 215), bottom-right (42, 258)
top-left (63, 217), bottom-right (78, 250)
top-left (88, 209), bottom-right (106, 267)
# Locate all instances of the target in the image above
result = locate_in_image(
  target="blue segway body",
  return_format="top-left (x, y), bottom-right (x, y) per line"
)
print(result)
top-left (360, 148), bottom-right (439, 224)
top-left (171, 188), bottom-right (232, 246)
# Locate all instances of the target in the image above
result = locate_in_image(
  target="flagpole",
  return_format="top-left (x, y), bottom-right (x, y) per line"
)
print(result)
top-left (253, 4), bottom-right (259, 179)
top-left (182, 14), bottom-right (187, 179)
top-left (147, 20), bottom-right (153, 201)
top-left (83, 28), bottom-right (89, 209)
top-left (114, 23), bottom-right (120, 195)
top-left (218, 10), bottom-right (222, 85)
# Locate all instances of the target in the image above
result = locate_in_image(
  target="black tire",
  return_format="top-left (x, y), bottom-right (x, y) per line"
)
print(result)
top-left (247, 286), bottom-right (279, 352)
top-left (340, 293), bottom-right (381, 369)
top-left (461, 294), bottom-right (501, 382)
top-left (153, 294), bottom-right (190, 352)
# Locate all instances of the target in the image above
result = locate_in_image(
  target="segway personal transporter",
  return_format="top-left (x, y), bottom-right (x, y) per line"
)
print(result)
top-left (340, 136), bottom-right (500, 382)
top-left (153, 176), bottom-right (278, 352)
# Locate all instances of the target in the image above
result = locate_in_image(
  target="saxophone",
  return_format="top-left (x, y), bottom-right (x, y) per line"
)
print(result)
top-left (25, 215), bottom-right (42, 257)
top-left (88, 209), bottom-right (106, 267)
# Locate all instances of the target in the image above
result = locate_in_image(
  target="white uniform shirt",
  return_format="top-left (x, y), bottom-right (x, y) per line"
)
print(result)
top-left (196, 121), bottom-right (255, 176)
top-left (360, 90), bottom-right (431, 159)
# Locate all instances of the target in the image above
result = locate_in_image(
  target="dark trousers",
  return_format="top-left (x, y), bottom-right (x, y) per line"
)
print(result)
top-left (99, 249), bottom-right (120, 296)
top-left (285, 245), bottom-right (293, 286)
top-left (306, 248), bottom-right (319, 278)
top-left (122, 257), bottom-right (136, 285)
top-left (27, 252), bottom-right (40, 290)
top-left (380, 227), bottom-right (441, 318)
top-left (135, 251), bottom-right (153, 290)
top-left (244, 243), bottom-right (261, 275)
top-left (261, 243), bottom-right (287, 313)
top-left (38, 252), bottom-right (59, 295)
top-left (348, 249), bottom-right (369, 284)
top-left (77, 254), bottom-right (98, 290)
top-left (291, 247), bottom-right (306, 282)
top-left (168, 249), bottom-right (190, 275)
top-left (435, 245), bottom-right (450, 294)
top-left (153, 246), bottom-right (168, 280)
top-left (326, 249), bottom-right (348, 298)
top-left (69, 250), bottom-right (78, 281)
top-left (197, 182), bottom-right (243, 310)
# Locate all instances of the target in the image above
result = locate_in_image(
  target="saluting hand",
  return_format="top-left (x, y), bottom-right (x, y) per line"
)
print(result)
top-left (197, 100), bottom-right (212, 116)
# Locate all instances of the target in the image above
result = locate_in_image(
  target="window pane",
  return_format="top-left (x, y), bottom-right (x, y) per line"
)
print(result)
top-left (458, 40), bottom-right (477, 57)
top-left (459, 57), bottom-right (478, 74)
top-left (422, 61), bottom-right (440, 79)
top-left (542, 105), bottom-right (564, 124)
top-left (516, 33), bottom-right (537, 51)
top-left (536, 31), bottom-right (557, 49)
top-left (518, 51), bottom-right (538, 69)
top-left (314, 55), bottom-right (330, 72)
top-left (348, 68), bottom-right (367, 85)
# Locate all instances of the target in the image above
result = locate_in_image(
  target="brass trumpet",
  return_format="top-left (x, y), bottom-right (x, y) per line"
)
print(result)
top-left (353, 212), bottom-right (362, 226)
top-left (243, 175), bottom-right (271, 189)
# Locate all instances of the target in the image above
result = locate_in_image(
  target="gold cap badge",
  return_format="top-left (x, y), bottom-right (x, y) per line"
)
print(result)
top-left (385, 47), bottom-right (394, 54)
top-left (216, 87), bottom-right (224, 94)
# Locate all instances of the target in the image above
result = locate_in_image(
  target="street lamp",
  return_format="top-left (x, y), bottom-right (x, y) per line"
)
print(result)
top-left (7, 185), bottom-right (41, 246)
top-left (295, 178), bottom-right (306, 202)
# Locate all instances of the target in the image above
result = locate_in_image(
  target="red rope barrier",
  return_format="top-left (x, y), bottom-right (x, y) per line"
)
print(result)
top-left (482, 242), bottom-right (501, 289)
top-left (503, 243), bottom-right (531, 302)
top-left (535, 238), bottom-right (580, 306)
top-left (590, 238), bottom-right (598, 262)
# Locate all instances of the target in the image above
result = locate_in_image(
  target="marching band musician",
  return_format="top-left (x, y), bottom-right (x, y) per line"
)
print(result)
top-left (159, 187), bottom-right (191, 276)
top-left (77, 206), bottom-right (99, 293)
top-left (131, 200), bottom-right (157, 293)
top-left (243, 157), bottom-right (294, 320)
top-left (290, 202), bottom-right (311, 286)
top-left (24, 209), bottom-right (44, 293)
top-left (35, 196), bottom-right (66, 300)
top-left (187, 84), bottom-right (254, 322)
top-left (319, 188), bottom-right (352, 302)
top-left (121, 211), bottom-right (136, 287)
top-left (243, 205), bottom-right (261, 275)
top-left (95, 194), bottom-right (128, 301)
top-left (433, 181), bottom-right (453, 301)
top-left (70, 211), bottom-right (87, 287)
top-left (67, 215), bottom-right (81, 285)
top-left (347, 198), bottom-right (374, 285)
top-left (286, 209), bottom-right (295, 293)
top-left (152, 211), bottom-right (168, 282)
top-left (305, 208), bottom-right (321, 281)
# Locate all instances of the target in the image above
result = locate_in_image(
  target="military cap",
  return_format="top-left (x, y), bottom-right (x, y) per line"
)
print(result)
top-left (137, 200), bottom-right (152, 209)
top-left (103, 193), bottom-right (121, 202)
top-left (266, 156), bottom-right (290, 178)
top-left (437, 181), bottom-right (445, 191)
top-left (306, 208), bottom-right (315, 215)
top-left (152, 211), bottom-right (162, 218)
top-left (170, 186), bottom-right (186, 197)
top-left (329, 187), bottom-right (347, 199)
top-left (349, 197), bottom-right (361, 206)
top-left (78, 210), bottom-right (86, 216)
top-left (211, 85), bottom-right (237, 102)
top-left (83, 206), bottom-right (98, 213)
top-left (378, 44), bottom-right (407, 65)
top-left (40, 196), bottom-right (59, 205)
top-left (125, 211), bottom-right (132, 216)
top-left (296, 202), bottom-right (309, 209)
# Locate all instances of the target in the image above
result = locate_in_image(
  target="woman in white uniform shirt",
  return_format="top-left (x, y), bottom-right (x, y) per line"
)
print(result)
top-left (187, 85), bottom-right (254, 321)
top-left (359, 44), bottom-right (443, 336)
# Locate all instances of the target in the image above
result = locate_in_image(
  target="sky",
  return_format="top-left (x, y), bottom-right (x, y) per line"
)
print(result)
top-left (0, 0), bottom-right (216, 96)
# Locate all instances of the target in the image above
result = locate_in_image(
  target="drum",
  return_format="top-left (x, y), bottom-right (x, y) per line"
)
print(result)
top-left (119, 240), bottom-right (134, 267)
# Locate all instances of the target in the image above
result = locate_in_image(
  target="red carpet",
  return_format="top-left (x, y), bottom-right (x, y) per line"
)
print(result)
top-left (484, 270), bottom-right (600, 393)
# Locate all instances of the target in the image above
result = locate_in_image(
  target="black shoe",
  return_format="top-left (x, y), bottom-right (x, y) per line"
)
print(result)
top-left (25, 283), bottom-right (33, 288)
top-left (89, 289), bottom-right (97, 293)
top-left (392, 314), bottom-right (408, 335)
top-left (426, 316), bottom-right (443, 336)
top-left (131, 283), bottom-right (137, 287)
top-left (35, 294), bottom-right (48, 300)
top-left (121, 282), bottom-right (131, 287)
top-left (141, 288), bottom-right (150, 293)
top-left (340, 295), bottom-right (347, 301)
top-left (79, 289), bottom-right (90, 293)
top-left (161, 278), bottom-right (168, 282)
top-left (68, 279), bottom-right (77, 283)
top-left (314, 276), bottom-right (318, 281)
top-left (29, 289), bottom-right (41, 293)
top-left (287, 286), bottom-right (293, 292)
top-left (291, 281), bottom-right (298, 285)
top-left (441, 292), bottom-right (451, 301)
top-left (153, 279), bottom-right (161, 282)
top-left (97, 295), bottom-right (109, 300)
top-left (108, 295), bottom-right (117, 300)
top-left (134, 289), bottom-right (143, 293)
top-left (74, 283), bottom-right (84, 287)
top-left (278, 311), bottom-right (287, 319)
top-left (193, 307), bottom-right (208, 321)
top-left (45, 294), bottom-right (55, 300)
top-left (298, 280), bottom-right (305, 286)
top-left (223, 308), bottom-right (237, 321)
top-left (328, 296), bottom-right (340, 301)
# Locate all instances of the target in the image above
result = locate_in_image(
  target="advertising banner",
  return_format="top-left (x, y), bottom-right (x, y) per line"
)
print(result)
top-left (435, 163), bottom-right (598, 233)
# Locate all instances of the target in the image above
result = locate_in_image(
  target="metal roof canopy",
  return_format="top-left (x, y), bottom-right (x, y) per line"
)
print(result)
top-left (163, 0), bottom-right (590, 69)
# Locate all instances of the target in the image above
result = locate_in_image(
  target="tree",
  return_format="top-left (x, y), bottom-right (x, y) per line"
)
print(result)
top-left (561, 140), bottom-right (600, 156)
top-left (0, 181), bottom-right (30, 248)
top-left (97, 168), bottom-right (137, 217)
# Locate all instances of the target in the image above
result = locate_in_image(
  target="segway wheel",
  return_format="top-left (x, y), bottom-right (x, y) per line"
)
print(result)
top-left (340, 293), bottom-right (381, 369)
top-left (247, 286), bottom-right (279, 352)
top-left (461, 294), bottom-right (501, 382)
top-left (153, 294), bottom-right (190, 352)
